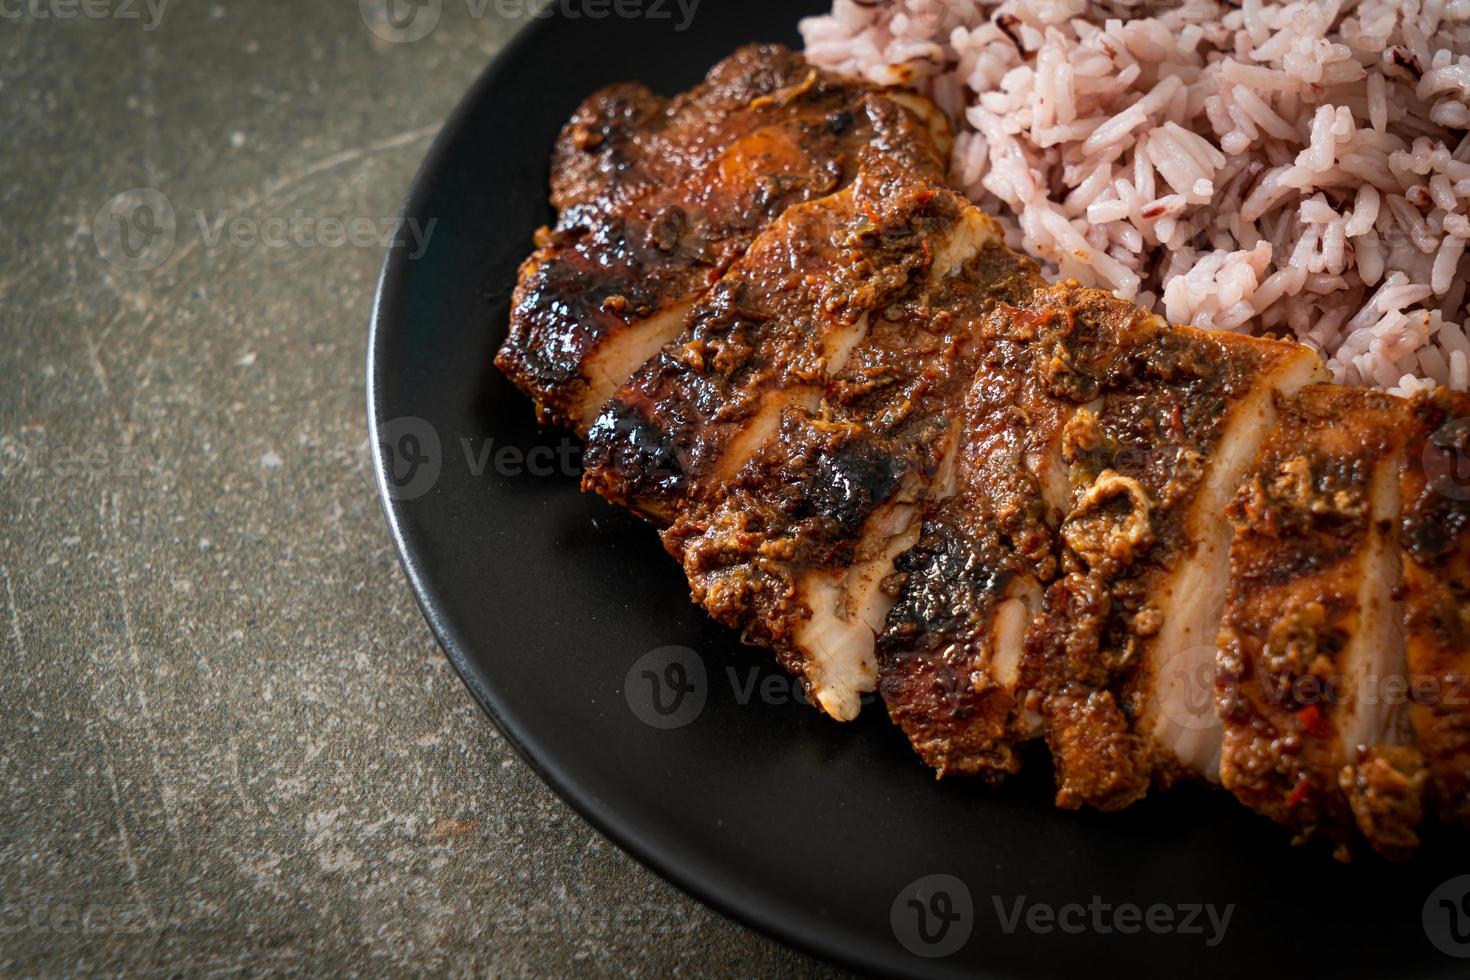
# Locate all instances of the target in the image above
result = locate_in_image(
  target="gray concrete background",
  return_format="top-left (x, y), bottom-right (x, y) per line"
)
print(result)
top-left (0, 1), bottom-right (846, 974)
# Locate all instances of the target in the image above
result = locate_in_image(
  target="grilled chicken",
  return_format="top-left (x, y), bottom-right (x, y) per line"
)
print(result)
top-left (581, 148), bottom-right (949, 526)
top-left (496, 44), bottom-right (951, 432)
top-left (584, 157), bottom-right (1036, 718)
top-left (499, 49), bottom-right (1470, 860)
top-left (1218, 386), bottom-right (1422, 859)
top-left (664, 220), bottom-right (1037, 721)
top-left (1402, 388), bottom-right (1470, 829)
top-left (1007, 289), bottom-right (1328, 809)
top-left (876, 302), bottom-right (1072, 779)
top-left (1217, 386), bottom-right (1434, 858)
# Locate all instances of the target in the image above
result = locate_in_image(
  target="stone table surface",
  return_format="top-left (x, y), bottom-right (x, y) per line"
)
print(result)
top-left (0, 2), bottom-right (846, 975)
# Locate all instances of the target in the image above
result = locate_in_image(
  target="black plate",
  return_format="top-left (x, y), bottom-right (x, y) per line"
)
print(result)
top-left (368, 4), bottom-right (1470, 976)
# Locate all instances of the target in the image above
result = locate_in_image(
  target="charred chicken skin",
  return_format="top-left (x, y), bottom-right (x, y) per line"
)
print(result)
top-left (580, 140), bottom-right (953, 526)
top-left (876, 298), bottom-right (1070, 781)
top-left (496, 46), bottom-right (1470, 860)
top-left (661, 206), bottom-right (1036, 720)
top-left (496, 44), bottom-right (951, 433)
top-left (582, 151), bottom-right (1034, 717)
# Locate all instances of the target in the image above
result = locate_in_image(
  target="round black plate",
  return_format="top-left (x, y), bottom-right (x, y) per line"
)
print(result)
top-left (369, 4), bottom-right (1470, 976)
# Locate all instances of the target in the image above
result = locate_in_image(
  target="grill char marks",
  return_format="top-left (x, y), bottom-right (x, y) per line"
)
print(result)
top-left (877, 304), bottom-right (1074, 780)
top-left (547, 81), bottom-right (667, 222)
top-left (1401, 388), bottom-right (1470, 829)
top-left (668, 409), bottom-right (923, 703)
top-left (582, 141), bottom-right (953, 525)
top-left (880, 526), bottom-right (1038, 780)
top-left (657, 208), bottom-right (1041, 720)
top-left (1219, 385), bottom-right (1422, 860)
top-left (496, 44), bottom-right (952, 432)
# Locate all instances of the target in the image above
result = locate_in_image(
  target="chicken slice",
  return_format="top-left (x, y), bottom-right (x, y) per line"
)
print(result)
top-left (658, 208), bottom-right (1041, 720)
top-left (876, 307), bottom-right (1075, 779)
top-left (1218, 385), bottom-right (1424, 860)
top-left (1401, 387), bottom-right (1470, 829)
top-left (582, 153), bottom-right (971, 525)
top-left (496, 44), bottom-right (950, 432)
top-left (1138, 340), bottom-right (1330, 779)
top-left (1017, 284), bottom-right (1328, 811)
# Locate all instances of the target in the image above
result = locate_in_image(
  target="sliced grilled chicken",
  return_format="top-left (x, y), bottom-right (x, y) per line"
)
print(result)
top-left (636, 189), bottom-right (1038, 720)
top-left (495, 52), bottom-right (1470, 860)
top-left (496, 44), bottom-right (951, 432)
top-left (877, 305), bottom-right (1074, 779)
top-left (581, 148), bottom-right (969, 525)
top-left (1018, 286), bottom-right (1329, 810)
top-left (1136, 338), bottom-right (1330, 780)
top-left (1218, 385), bottom-right (1424, 859)
top-left (1402, 388), bottom-right (1470, 829)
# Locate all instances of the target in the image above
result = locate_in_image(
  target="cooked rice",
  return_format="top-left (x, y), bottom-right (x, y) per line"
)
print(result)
top-left (799, 0), bottom-right (1470, 393)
